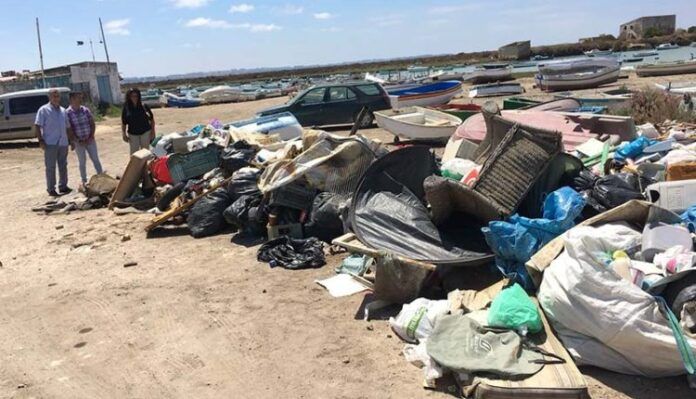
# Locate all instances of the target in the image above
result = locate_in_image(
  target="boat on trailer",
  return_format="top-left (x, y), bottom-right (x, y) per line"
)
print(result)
top-left (374, 106), bottom-right (462, 142)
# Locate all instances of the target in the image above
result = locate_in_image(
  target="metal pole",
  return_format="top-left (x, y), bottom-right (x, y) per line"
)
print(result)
top-left (35, 17), bottom-right (46, 87)
top-left (89, 39), bottom-right (96, 62)
top-left (98, 17), bottom-right (110, 64)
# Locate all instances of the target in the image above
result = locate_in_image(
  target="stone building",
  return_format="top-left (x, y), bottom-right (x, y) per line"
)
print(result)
top-left (619, 15), bottom-right (676, 39)
top-left (498, 41), bottom-right (531, 60)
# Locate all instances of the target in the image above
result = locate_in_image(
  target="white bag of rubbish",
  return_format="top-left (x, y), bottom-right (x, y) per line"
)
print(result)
top-left (637, 123), bottom-right (659, 139)
top-left (403, 342), bottom-right (444, 388)
top-left (389, 298), bottom-right (449, 343)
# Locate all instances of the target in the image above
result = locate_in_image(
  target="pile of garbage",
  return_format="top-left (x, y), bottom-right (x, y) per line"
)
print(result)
top-left (106, 101), bottom-right (696, 395)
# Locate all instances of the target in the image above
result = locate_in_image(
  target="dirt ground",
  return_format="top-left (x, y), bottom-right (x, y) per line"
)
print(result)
top-left (1, 73), bottom-right (694, 399)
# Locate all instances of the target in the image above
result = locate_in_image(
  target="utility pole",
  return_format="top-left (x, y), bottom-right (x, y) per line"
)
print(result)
top-left (35, 17), bottom-right (46, 87)
top-left (89, 39), bottom-right (96, 62)
top-left (98, 18), bottom-right (110, 64)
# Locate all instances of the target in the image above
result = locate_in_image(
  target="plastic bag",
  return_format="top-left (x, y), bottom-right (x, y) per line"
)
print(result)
top-left (187, 188), bottom-right (233, 238)
top-left (150, 156), bottom-right (173, 184)
top-left (681, 204), bottom-right (696, 233)
top-left (441, 158), bottom-right (478, 181)
top-left (482, 187), bottom-right (585, 289)
top-left (226, 167), bottom-right (261, 201)
top-left (403, 342), bottom-right (444, 388)
top-left (389, 298), bottom-right (450, 344)
top-left (614, 136), bottom-right (657, 162)
top-left (488, 283), bottom-right (542, 334)
top-left (304, 192), bottom-right (350, 242)
top-left (575, 170), bottom-right (652, 213)
top-left (223, 193), bottom-right (264, 234)
top-left (221, 147), bottom-right (256, 178)
top-left (257, 236), bottom-right (325, 269)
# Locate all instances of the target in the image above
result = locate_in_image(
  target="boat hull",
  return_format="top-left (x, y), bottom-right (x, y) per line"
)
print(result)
top-left (469, 83), bottom-right (524, 98)
top-left (535, 67), bottom-right (620, 91)
top-left (636, 61), bottom-right (696, 77)
top-left (374, 106), bottom-right (462, 140)
top-left (388, 81), bottom-right (462, 109)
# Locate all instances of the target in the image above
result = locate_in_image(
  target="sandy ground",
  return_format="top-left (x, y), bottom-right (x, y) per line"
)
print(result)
top-left (0, 73), bottom-right (695, 399)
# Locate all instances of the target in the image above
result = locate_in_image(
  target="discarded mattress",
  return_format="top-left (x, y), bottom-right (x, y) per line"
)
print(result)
top-left (349, 146), bottom-right (493, 266)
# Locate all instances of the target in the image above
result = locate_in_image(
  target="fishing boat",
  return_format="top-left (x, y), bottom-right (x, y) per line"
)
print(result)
top-left (636, 59), bottom-right (696, 77)
top-left (387, 80), bottom-right (462, 109)
top-left (161, 92), bottom-right (202, 108)
top-left (535, 58), bottom-right (620, 91)
top-left (448, 109), bottom-right (635, 152)
top-left (633, 50), bottom-right (658, 57)
top-left (199, 85), bottom-right (241, 103)
top-left (468, 82), bottom-right (524, 98)
top-left (141, 89), bottom-right (163, 108)
top-left (531, 54), bottom-right (551, 61)
top-left (657, 43), bottom-right (679, 50)
top-left (462, 65), bottom-right (513, 84)
top-left (431, 103), bottom-right (481, 121)
top-left (374, 106), bottom-right (462, 142)
top-left (623, 56), bottom-right (643, 63)
top-left (654, 81), bottom-right (696, 94)
top-left (503, 97), bottom-right (541, 109)
top-left (584, 49), bottom-right (613, 57)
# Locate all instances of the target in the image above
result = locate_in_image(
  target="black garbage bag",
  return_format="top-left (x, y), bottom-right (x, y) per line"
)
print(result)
top-left (187, 188), bottom-right (234, 238)
top-left (226, 168), bottom-right (262, 201)
top-left (223, 193), bottom-right (267, 235)
top-left (305, 192), bottom-right (350, 242)
top-left (574, 170), bottom-right (652, 213)
top-left (221, 147), bottom-right (256, 177)
top-left (257, 236), bottom-right (325, 269)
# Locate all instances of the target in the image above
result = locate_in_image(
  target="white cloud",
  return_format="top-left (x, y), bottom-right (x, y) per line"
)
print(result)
top-left (320, 27), bottom-right (342, 33)
top-left (185, 17), bottom-right (232, 28)
top-left (371, 14), bottom-right (403, 27)
top-left (104, 19), bottom-right (131, 35)
top-left (170, 0), bottom-right (210, 8)
top-left (274, 4), bottom-right (303, 15)
top-left (50, 26), bottom-right (62, 34)
top-left (184, 18), bottom-right (280, 32)
top-left (232, 23), bottom-right (282, 32)
top-left (229, 3), bottom-right (254, 13)
top-left (428, 4), bottom-right (482, 14)
top-left (313, 12), bottom-right (334, 20)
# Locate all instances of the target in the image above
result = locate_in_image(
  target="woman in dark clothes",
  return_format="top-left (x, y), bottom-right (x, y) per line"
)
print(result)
top-left (121, 88), bottom-right (156, 154)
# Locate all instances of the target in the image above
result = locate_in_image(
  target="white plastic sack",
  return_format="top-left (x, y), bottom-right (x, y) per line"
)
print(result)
top-left (538, 223), bottom-right (696, 377)
top-left (403, 342), bottom-right (444, 388)
top-left (637, 123), bottom-right (659, 139)
top-left (389, 298), bottom-right (449, 344)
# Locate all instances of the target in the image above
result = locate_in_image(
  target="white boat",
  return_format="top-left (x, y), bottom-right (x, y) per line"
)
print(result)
top-left (584, 49), bottom-right (613, 57)
top-left (535, 58), bottom-right (620, 91)
top-left (633, 50), bottom-right (658, 57)
top-left (657, 43), bottom-right (679, 50)
top-left (655, 81), bottom-right (696, 94)
top-left (365, 72), bottom-right (386, 84)
top-left (374, 106), bottom-right (462, 141)
top-left (636, 59), bottom-right (696, 77)
top-left (387, 80), bottom-right (462, 109)
top-left (468, 82), bottom-right (524, 98)
top-left (199, 85), bottom-right (241, 103)
top-left (462, 66), bottom-right (513, 84)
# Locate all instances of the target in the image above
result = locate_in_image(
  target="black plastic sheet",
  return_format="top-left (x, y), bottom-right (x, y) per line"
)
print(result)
top-left (349, 147), bottom-right (493, 266)
top-left (257, 236), bottom-right (326, 269)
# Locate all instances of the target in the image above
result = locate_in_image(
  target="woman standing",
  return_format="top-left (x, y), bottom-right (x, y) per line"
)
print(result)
top-left (121, 88), bottom-right (155, 154)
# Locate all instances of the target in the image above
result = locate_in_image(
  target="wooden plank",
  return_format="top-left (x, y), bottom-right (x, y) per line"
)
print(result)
top-left (145, 175), bottom-right (235, 232)
top-left (332, 233), bottom-right (436, 271)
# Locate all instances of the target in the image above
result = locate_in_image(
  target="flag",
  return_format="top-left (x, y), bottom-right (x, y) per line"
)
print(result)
top-left (76, 41), bottom-right (84, 46)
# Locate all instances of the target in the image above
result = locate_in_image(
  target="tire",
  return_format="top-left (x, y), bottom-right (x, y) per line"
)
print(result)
top-left (157, 182), bottom-right (185, 211)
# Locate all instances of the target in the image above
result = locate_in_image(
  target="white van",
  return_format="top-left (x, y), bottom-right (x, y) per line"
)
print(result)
top-left (0, 87), bottom-right (70, 141)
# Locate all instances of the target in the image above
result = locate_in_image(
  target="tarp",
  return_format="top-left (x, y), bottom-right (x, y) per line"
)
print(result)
top-left (258, 132), bottom-right (381, 195)
top-left (349, 146), bottom-right (493, 266)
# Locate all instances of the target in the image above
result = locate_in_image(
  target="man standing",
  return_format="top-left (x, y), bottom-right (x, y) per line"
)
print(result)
top-left (66, 92), bottom-right (103, 185)
top-left (34, 88), bottom-right (72, 197)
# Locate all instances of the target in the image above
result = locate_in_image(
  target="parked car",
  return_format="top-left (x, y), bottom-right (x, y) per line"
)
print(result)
top-left (256, 82), bottom-right (391, 127)
top-left (0, 87), bottom-right (70, 141)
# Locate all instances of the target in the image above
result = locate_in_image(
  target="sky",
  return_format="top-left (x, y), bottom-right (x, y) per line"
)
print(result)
top-left (2, 0), bottom-right (695, 77)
